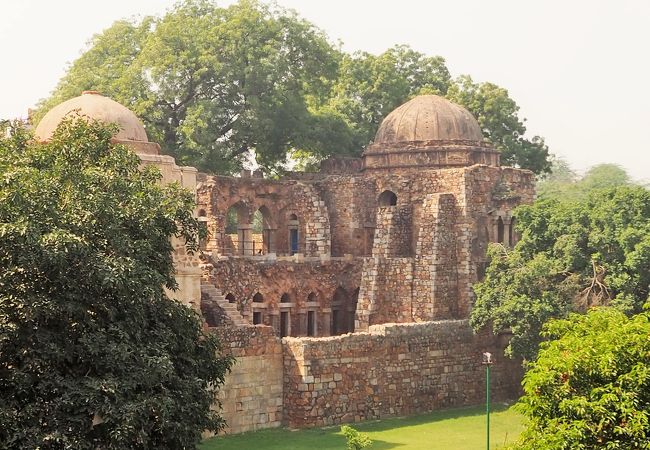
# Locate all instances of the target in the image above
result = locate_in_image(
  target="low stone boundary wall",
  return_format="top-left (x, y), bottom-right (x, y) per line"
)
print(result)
top-left (282, 320), bottom-right (521, 428)
top-left (212, 325), bottom-right (283, 434)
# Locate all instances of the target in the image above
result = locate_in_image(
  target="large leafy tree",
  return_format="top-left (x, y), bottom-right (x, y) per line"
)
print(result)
top-left (324, 45), bottom-right (452, 152)
top-left (324, 48), bottom-right (551, 174)
top-left (471, 184), bottom-right (650, 360)
top-left (0, 119), bottom-right (233, 449)
top-left (447, 75), bottom-right (550, 174)
top-left (36, 0), bottom-right (340, 174)
top-left (35, 2), bottom-right (551, 174)
top-left (514, 308), bottom-right (650, 449)
top-left (538, 161), bottom-right (633, 200)
top-left (536, 157), bottom-right (579, 199)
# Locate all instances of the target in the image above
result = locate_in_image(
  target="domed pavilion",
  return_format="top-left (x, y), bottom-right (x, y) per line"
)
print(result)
top-left (35, 91), bottom-right (160, 156)
top-left (362, 94), bottom-right (500, 171)
top-left (35, 91), bottom-right (201, 309)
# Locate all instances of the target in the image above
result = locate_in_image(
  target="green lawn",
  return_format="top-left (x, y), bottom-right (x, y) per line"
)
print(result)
top-left (200, 403), bottom-right (524, 450)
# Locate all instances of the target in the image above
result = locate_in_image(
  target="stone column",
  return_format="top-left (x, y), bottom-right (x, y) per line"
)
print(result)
top-left (502, 217), bottom-right (512, 247)
top-left (320, 309), bottom-right (331, 337)
top-left (296, 310), bottom-right (307, 336)
top-left (238, 223), bottom-right (252, 256)
top-left (267, 312), bottom-right (280, 336)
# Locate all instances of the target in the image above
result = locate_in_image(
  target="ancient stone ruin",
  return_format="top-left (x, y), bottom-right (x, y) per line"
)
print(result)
top-left (37, 91), bottom-right (535, 434)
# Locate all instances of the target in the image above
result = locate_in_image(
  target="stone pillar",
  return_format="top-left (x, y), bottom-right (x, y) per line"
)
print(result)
top-left (296, 310), bottom-right (307, 337)
top-left (491, 216), bottom-right (499, 243)
top-left (502, 217), bottom-right (512, 247)
top-left (266, 227), bottom-right (277, 254)
top-left (239, 223), bottom-right (252, 256)
top-left (320, 309), bottom-right (331, 337)
top-left (412, 193), bottom-right (458, 321)
top-left (267, 312), bottom-right (280, 336)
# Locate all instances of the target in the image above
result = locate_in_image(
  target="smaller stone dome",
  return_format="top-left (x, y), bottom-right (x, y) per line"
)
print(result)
top-left (374, 95), bottom-right (483, 144)
top-left (362, 95), bottom-right (499, 171)
top-left (35, 91), bottom-right (148, 142)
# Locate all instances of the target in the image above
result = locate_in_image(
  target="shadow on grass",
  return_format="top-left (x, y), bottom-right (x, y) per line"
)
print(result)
top-left (349, 402), bottom-right (513, 433)
top-left (200, 427), bottom-right (400, 450)
top-left (201, 403), bottom-right (516, 450)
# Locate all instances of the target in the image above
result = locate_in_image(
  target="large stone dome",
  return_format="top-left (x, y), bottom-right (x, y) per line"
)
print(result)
top-left (362, 95), bottom-right (499, 171)
top-left (35, 91), bottom-right (148, 142)
top-left (374, 95), bottom-right (483, 144)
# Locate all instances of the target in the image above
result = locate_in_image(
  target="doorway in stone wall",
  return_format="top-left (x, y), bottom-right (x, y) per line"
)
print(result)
top-left (290, 229), bottom-right (298, 254)
top-left (253, 311), bottom-right (262, 325)
top-left (349, 288), bottom-right (359, 333)
top-left (224, 201), bottom-right (250, 255)
top-left (497, 216), bottom-right (505, 243)
top-left (331, 287), bottom-right (354, 335)
top-left (331, 309), bottom-right (341, 335)
top-left (280, 311), bottom-right (290, 337)
top-left (378, 189), bottom-right (398, 206)
top-left (288, 214), bottom-right (299, 255)
top-left (307, 310), bottom-right (316, 336)
top-left (255, 205), bottom-right (274, 254)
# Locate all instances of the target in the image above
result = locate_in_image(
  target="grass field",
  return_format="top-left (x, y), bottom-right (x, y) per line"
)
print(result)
top-left (200, 403), bottom-right (524, 450)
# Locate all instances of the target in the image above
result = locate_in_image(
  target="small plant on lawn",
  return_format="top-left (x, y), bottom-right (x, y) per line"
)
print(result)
top-left (341, 425), bottom-right (372, 450)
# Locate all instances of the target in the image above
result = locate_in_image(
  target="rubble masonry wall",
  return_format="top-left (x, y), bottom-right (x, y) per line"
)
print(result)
top-left (282, 320), bottom-right (521, 428)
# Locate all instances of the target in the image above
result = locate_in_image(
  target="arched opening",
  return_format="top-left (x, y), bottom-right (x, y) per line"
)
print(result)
top-left (288, 213), bottom-right (299, 255)
top-left (307, 310), bottom-right (316, 337)
top-left (225, 293), bottom-right (236, 304)
top-left (225, 202), bottom-right (250, 255)
top-left (280, 311), bottom-right (290, 337)
top-left (197, 209), bottom-right (209, 251)
top-left (508, 218), bottom-right (516, 246)
top-left (251, 209), bottom-right (263, 255)
top-left (331, 287), bottom-right (351, 335)
top-left (378, 190), bottom-right (398, 206)
top-left (306, 291), bottom-right (318, 337)
top-left (252, 292), bottom-right (264, 325)
top-left (252, 311), bottom-right (263, 325)
top-left (349, 288), bottom-right (360, 333)
top-left (497, 216), bottom-right (505, 243)
top-left (253, 205), bottom-right (274, 255)
top-left (279, 292), bottom-right (292, 337)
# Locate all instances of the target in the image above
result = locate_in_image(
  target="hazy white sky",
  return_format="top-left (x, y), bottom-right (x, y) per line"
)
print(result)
top-left (2, 0), bottom-right (648, 181)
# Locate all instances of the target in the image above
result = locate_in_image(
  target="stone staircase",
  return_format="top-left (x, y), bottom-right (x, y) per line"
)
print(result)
top-left (200, 281), bottom-right (248, 327)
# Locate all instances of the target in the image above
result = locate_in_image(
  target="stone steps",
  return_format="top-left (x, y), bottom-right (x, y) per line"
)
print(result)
top-left (200, 281), bottom-right (248, 327)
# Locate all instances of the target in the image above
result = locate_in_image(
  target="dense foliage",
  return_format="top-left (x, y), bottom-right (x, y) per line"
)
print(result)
top-left (35, 0), bottom-right (339, 175)
top-left (471, 185), bottom-right (650, 360)
top-left (0, 119), bottom-right (233, 449)
top-left (514, 308), bottom-right (650, 449)
top-left (341, 425), bottom-right (373, 450)
top-left (35, 0), bottom-right (550, 175)
top-left (537, 160), bottom-right (634, 200)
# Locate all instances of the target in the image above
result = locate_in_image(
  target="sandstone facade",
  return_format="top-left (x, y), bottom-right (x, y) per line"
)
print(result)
top-left (38, 92), bottom-right (536, 435)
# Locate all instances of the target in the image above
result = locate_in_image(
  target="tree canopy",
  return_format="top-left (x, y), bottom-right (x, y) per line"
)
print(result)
top-left (471, 184), bottom-right (650, 360)
top-left (36, 0), bottom-right (339, 174)
top-left (0, 119), bottom-right (233, 449)
top-left (35, 0), bottom-right (551, 175)
top-left (514, 308), bottom-right (650, 449)
top-left (538, 161), bottom-right (633, 200)
top-left (323, 45), bottom-right (452, 153)
top-left (446, 75), bottom-right (550, 173)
